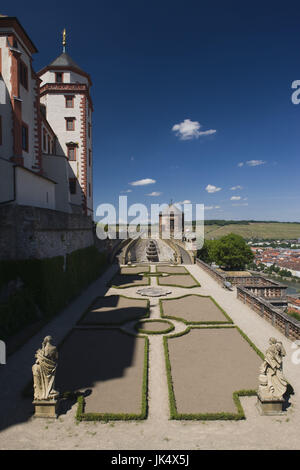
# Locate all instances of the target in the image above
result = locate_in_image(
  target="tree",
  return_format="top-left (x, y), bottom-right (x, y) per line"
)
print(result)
top-left (210, 233), bottom-right (254, 270)
top-left (197, 239), bottom-right (215, 264)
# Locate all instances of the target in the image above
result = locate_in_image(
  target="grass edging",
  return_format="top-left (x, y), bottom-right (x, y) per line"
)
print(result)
top-left (108, 272), bottom-right (151, 289)
top-left (77, 295), bottom-right (150, 326)
top-left (76, 335), bottom-right (149, 422)
top-left (157, 273), bottom-right (201, 289)
top-left (163, 325), bottom-right (263, 420)
top-left (135, 319), bottom-right (175, 335)
top-left (155, 266), bottom-right (189, 275)
top-left (120, 266), bottom-right (150, 274)
top-left (159, 294), bottom-right (233, 325)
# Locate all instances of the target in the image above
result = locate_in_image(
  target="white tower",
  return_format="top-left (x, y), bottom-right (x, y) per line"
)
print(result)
top-left (38, 31), bottom-right (93, 216)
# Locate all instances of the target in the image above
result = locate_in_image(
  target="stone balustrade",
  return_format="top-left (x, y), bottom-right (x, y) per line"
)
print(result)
top-left (196, 258), bottom-right (299, 340)
top-left (237, 286), bottom-right (300, 340)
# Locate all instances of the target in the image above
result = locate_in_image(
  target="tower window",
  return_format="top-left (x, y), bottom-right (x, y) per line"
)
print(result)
top-left (19, 60), bottom-right (28, 90)
top-left (67, 146), bottom-right (76, 161)
top-left (65, 95), bottom-right (74, 108)
top-left (65, 117), bottom-right (75, 131)
top-left (55, 72), bottom-right (63, 83)
top-left (69, 178), bottom-right (76, 194)
top-left (22, 123), bottom-right (28, 152)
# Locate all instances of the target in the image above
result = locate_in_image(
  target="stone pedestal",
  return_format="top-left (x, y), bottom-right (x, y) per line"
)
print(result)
top-left (33, 399), bottom-right (59, 418)
top-left (256, 394), bottom-right (285, 416)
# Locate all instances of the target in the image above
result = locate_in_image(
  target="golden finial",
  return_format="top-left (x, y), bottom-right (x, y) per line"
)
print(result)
top-left (62, 28), bottom-right (66, 52)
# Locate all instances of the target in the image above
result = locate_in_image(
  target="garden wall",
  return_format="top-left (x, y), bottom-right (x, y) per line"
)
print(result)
top-left (237, 286), bottom-right (300, 340)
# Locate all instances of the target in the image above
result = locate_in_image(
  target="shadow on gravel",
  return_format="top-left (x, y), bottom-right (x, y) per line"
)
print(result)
top-left (283, 383), bottom-right (295, 411)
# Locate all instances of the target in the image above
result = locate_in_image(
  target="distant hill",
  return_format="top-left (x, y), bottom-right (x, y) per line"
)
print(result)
top-left (199, 221), bottom-right (300, 240)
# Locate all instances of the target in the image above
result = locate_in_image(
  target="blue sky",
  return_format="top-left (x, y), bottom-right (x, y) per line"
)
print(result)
top-left (9, 0), bottom-right (300, 221)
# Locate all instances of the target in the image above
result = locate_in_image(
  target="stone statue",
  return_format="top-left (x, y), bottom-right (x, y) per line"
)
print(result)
top-left (127, 251), bottom-right (132, 264)
top-left (173, 252), bottom-right (178, 264)
top-left (32, 336), bottom-right (59, 401)
top-left (258, 337), bottom-right (287, 401)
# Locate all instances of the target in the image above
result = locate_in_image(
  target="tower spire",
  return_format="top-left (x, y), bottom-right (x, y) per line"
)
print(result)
top-left (62, 28), bottom-right (66, 53)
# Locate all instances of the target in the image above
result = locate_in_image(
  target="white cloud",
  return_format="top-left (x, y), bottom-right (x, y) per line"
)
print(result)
top-left (176, 200), bottom-right (191, 204)
top-left (230, 196), bottom-right (241, 201)
top-left (205, 205), bottom-right (221, 210)
top-left (121, 189), bottom-right (132, 193)
top-left (246, 160), bottom-right (266, 166)
top-left (172, 119), bottom-right (216, 140)
top-left (238, 160), bottom-right (266, 167)
top-left (205, 184), bottom-right (222, 193)
top-left (130, 178), bottom-right (156, 186)
top-left (146, 192), bottom-right (162, 196)
top-left (230, 185), bottom-right (243, 190)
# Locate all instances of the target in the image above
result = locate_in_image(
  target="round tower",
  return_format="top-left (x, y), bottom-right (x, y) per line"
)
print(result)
top-left (37, 32), bottom-right (93, 216)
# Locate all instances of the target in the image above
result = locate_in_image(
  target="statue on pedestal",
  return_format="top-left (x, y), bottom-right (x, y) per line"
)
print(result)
top-left (173, 252), bottom-right (178, 264)
top-left (32, 336), bottom-right (59, 417)
top-left (257, 337), bottom-right (288, 414)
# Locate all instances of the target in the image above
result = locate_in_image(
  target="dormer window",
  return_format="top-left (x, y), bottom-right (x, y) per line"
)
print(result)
top-left (55, 72), bottom-right (63, 83)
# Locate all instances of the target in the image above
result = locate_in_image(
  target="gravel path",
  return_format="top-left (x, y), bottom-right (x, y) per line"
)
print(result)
top-left (0, 262), bottom-right (299, 449)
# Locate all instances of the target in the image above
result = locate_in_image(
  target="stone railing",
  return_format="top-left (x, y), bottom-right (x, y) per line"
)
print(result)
top-left (173, 239), bottom-right (195, 264)
top-left (237, 286), bottom-right (300, 340)
top-left (196, 258), bottom-right (227, 285)
top-left (163, 239), bottom-right (182, 264)
top-left (122, 237), bottom-right (138, 264)
top-left (196, 259), bottom-right (286, 289)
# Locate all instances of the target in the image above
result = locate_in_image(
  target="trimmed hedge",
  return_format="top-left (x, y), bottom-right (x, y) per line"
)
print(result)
top-left (0, 246), bottom-right (108, 340)
top-left (159, 294), bottom-right (233, 325)
top-left (108, 272), bottom-right (151, 289)
top-left (163, 326), bottom-right (263, 420)
top-left (77, 295), bottom-right (150, 326)
top-left (76, 334), bottom-right (149, 421)
top-left (157, 273), bottom-right (201, 288)
top-left (135, 319), bottom-right (175, 335)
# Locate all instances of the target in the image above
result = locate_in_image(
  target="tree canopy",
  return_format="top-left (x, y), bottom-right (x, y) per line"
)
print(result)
top-left (198, 233), bottom-right (254, 270)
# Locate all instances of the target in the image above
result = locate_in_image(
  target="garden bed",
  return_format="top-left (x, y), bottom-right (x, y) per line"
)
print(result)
top-left (164, 326), bottom-right (262, 419)
top-left (158, 274), bottom-right (200, 288)
top-left (160, 294), bottom-right (232, 324)
top-left (79, 295), bottom-right (150, 325)
top-left (55, 328), bottom-right (148, 420)
top-left (156, 266), bottom-right (188, 275)
top-left (109, 273), bottom-right (150, 289)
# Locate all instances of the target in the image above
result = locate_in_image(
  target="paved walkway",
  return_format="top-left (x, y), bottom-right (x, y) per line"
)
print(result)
top-left (0, 263), bottom-right (299, 450)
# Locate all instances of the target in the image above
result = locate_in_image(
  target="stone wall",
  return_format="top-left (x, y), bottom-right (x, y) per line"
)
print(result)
top-left (0, 204), bottom-right (94, 260)
top-left (237, 286), bottom-right (300, 340)
top-left (196, 258), bottom-right (285, 291)
top-left (196, 258), bottom-right (227, 284)
top-left (196, 258), bottom-right (299, 340)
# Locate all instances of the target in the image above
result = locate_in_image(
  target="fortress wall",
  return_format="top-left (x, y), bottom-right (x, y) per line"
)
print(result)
top-left (0, 204), bottom-right (94, 260)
